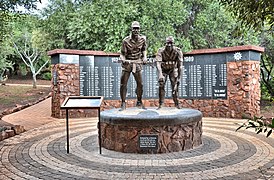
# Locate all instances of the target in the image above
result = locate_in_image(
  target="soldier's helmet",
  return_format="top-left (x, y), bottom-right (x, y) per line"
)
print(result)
top-left (131, 21), bottom-right (140, 28)
top-left (166, 36), bottom-right (174, 43)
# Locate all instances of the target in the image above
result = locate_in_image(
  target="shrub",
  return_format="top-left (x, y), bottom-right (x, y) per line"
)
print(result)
top-left (41, 72), bottom-right (51, 80)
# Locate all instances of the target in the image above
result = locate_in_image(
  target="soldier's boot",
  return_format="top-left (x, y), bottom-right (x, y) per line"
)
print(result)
top-left (136, 100), bottom-right (146, 109)
top-left (175, 101), bottom-right (182, 109)
top-left (157, 103), bottom-right (163, 110)
top-left (157, 100), bottom-right (164, 110)
top-left (119, 102), bottom-right (126, 111)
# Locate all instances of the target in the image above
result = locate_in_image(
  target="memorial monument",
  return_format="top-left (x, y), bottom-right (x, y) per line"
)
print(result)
top-left (100, 24), bottom-right (203, 154)
top-left (48, 45), bottom-right (263, 119)
top-left (47, 22), bottom-right (263, 154)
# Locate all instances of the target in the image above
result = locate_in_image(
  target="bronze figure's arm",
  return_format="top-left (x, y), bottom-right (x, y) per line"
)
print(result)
top-left (156, 49), bottom-right (164, 82)
top-left (177, 49), bottom-right (183, 79)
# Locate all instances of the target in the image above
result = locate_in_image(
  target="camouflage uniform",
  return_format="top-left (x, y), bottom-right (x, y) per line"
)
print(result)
top-left (156, 36), bottom-right (183, 108)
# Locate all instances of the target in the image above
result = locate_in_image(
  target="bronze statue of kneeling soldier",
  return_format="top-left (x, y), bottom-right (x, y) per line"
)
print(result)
top-left (155, 36), bottom-right (183, 109)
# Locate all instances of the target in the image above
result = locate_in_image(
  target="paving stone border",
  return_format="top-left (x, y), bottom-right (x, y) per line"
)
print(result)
top-left (0, 117), bottom-right (273, 179)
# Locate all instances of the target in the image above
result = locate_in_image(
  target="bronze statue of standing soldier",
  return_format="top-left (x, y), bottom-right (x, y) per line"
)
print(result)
top-left (156, 36), bottom-right (183, 109)
top-left (119, 21), bottom-right (147, 111)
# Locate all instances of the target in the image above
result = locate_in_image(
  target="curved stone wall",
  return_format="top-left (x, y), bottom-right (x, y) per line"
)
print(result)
top-left (100, 108), bottom-right (203, 153)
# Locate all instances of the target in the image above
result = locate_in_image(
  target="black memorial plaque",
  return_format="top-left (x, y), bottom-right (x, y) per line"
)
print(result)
top-left (211, 54), bottom-right (227, 99)
top-left (138, 135), bottom-right (158, 150)
top-left (181, 54), bottom-right (227, 99)
top-left (80, 56), bottom-right (121, 99)
top-left (143, 57), bottom-right (158, 98)
top-left (78, 53), bottom-right (227, 100)
top-left (79, 56), bottom-right (96, 96)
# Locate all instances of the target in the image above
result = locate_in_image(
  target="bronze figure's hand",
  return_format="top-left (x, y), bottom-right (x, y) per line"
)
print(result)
top-left (158, 77), bottom-right (164, 83)
top-left (122, 60), bottom-right (129, 65)
top-left (143, 58), bottom-right (147, 64)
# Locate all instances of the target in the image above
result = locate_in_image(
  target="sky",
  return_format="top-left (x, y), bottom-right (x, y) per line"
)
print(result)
top-left (37, 0), bottom-right (49, 10)
top-left (16, 0), bottom-right (49, 15)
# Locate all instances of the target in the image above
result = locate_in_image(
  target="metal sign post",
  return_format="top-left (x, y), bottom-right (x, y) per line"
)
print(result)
top-left (61, 96), bottom-right (104, 154)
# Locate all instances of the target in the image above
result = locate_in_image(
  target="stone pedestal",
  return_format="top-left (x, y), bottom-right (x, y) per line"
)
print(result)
top-left (100, 107), bottom-right (202, 154)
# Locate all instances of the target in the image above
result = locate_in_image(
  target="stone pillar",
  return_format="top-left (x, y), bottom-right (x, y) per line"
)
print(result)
top-left (48, 49), bottom-right (119, 118)
top-left (51, 64), bottom-right (80, 118)
top-left (178, 45), bottom-right (264, 118)
top-left (227, 61), bottom-right (261, 118)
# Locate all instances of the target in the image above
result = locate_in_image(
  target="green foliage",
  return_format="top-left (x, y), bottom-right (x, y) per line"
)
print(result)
top-left (0, 0), bottom-right (40, 11)
top-left (65, 0), bottom-right (190, 55)
top-left (19, 65), bottom-right (28, 76)
top-left (219, 0), bottom-right (274, 30)
top-left (136, 0), bottom-right (189, 54)
top-left (0, 0), bottom-right (41, 42)
top-left (41, 0), bottom-right (77, 49)
top-left (185, 0), bottom-right (259, 49)
top-left (260, 30), bottom-right (274, 99)
top-left (0, 41), bottom-right (14, 79)
top-left (40, 0), bottom-right (263, 55)
top-left (236, 116), bottom-right (274, 137)
top-left (41, 72), bottom-right (52, 80)
top-left (10, 14), bottom-right (50, 66)
top-left (67, 0), bottom-right (136, 51)
top-left (0, 58), bottom-right (14, 79)
top-left (7, 14), bottom-right (50, 88)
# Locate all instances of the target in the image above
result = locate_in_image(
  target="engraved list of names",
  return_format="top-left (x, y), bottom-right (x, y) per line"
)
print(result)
top-left (79, 54), bottom-right (227, 100)
top-left (181, 54), bottom-right (227, 99)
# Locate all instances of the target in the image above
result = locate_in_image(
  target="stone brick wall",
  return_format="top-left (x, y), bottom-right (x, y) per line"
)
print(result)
top-left (101, 120), bottom-right (202, 153)
top-left (227, 61), bottom-right (261, 118)
top-left (51, 64), bottom-right (99, 118)
top-left (103, 61), bottom-right (261, 119)
top-left (49, 46), bottom-right (263, 119)
top-left (50, 62), bottom-right (260, 119)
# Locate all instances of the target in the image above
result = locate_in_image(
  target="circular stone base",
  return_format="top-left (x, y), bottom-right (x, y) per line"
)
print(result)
top-left (100, 107), bottom-right (203, 154)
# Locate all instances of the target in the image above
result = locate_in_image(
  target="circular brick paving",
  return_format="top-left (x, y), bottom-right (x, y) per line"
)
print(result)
top-left (0, 118), bottom-right (273, 180)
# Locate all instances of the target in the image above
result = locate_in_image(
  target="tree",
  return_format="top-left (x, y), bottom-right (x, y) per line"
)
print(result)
top-left (41, 0), bottom-right (262, 54)
top-left (177, 0), bottom-right (259, 49)
top-left (260, 30), bottom-right (274, 99)
top-left (219, 0), bottom-right (274, 100)
top-left (0, 0), bottom-right (43, 83)
top-left (0, 0), bottom-right (41, 11)
top-left (0, 41), bottom-right (14, 82)
top-left (0, 0), bottom-right (41, 42)
top-left (9, 15), bottom-right (50, 88)
top-left (12, 30), bottom-right (49, 88)
top-left (40, 0), bottom-right (77, 49)
top-left (219, 0), bottom-right (274, 30)
top-left (42, 0), bottom-right (191, 55)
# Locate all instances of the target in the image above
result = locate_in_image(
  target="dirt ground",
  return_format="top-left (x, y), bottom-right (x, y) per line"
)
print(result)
top-left (0, 78), bottom-right (51, 126)
top-left (5, 77), bottom-right (51, 85)
top-left (260, 100), bottom-right (274, 119)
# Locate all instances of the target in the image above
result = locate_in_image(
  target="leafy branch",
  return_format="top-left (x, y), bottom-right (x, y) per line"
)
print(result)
top-left (236, 116), bottom-right (274, 137)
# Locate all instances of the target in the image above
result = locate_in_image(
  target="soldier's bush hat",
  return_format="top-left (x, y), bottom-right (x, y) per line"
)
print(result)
top-left (166, 36), bottom-right (174, 43)
top-left (131, 21), bottom-right (140, 28)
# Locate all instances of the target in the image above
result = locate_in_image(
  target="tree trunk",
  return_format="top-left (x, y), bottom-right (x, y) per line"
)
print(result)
top-left (32, 75), bottom-right (37, 89)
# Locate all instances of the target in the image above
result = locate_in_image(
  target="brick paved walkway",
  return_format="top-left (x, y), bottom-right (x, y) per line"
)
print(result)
top-left (0, 99), bottom-right (274, 179)
top-left (2, 98), bottom-right (54, 130)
